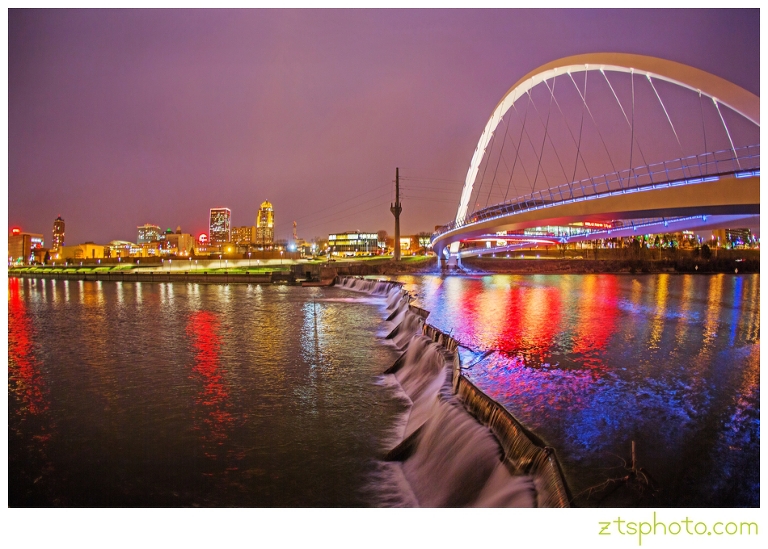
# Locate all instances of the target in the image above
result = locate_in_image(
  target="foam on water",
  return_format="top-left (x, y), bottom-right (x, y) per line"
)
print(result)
top-left (340, 276), bottom-right (544, 508)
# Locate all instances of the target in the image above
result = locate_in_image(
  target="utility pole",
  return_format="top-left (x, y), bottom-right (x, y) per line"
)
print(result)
top-left (390, 167), bottom-right (402, 261)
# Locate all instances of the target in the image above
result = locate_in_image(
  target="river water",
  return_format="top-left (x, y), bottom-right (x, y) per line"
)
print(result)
top-left (8, 273), bottom-right (760, 507)
top-left (8, 277), bottom-right (407, 507)
top-left (393, 273), bottom-right (760, 507)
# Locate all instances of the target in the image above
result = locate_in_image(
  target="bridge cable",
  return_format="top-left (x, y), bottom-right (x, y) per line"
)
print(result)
top-left (471, 109), bottom-right (503, 215)
top-left (573, 74), bottom-right (588, 188)
top-left (698, 91), bottom-right (709, 175)
top-left (713, 98), bottom-right (742, 170)
top-left (568, 70), bottom-right (620, 188)
top-left (502, 95), bottom-right (533, 203)
top-left (602, 69), bottom-right (649, 173)
top-left (508, 88), bottom-right (546, 196)
top-left (628, 70), bottom-right (635, 189)
top-left (527, 75), bottom-right (571, 197)
top-left (647, 75), bottom-right (690, 179)
top-left (542, 76), bottom-right (595, 190)
top-left (484, 109), bottom-right (514, 209)
top-left (507, 100), bottom-right (536, 199)
top-left (521, 88), bottom-right (552, 194)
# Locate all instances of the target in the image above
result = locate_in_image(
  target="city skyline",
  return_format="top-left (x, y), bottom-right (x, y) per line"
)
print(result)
top-left (7, 9), bottom-right (760, 245)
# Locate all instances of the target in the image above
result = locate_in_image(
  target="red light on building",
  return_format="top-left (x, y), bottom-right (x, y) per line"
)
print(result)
top-left (11, 227), bottom-right (21, 235)
top-left (198, 233), bottom-right (208, 245)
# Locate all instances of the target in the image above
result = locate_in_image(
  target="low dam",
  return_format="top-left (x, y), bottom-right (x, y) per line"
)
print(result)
top-left (337, 276), bottom-right (571, 507)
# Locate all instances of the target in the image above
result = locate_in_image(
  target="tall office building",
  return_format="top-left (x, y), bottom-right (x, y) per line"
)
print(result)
top-left (232, 226), bottom-right (256, 245)
top-left (52, 216), bottom-right (65, 251)
top-left (209, 208), bottom-right (232, 245)
top-left (255, 200), bottom-right (274, 248)
top-left (137, 224), bottom-right (161, 244)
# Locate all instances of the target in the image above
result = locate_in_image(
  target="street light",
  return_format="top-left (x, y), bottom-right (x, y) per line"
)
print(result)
top-left (280, 250), bottom-right (283, 264)
top-left (248, 252), bottom-right (251, 269)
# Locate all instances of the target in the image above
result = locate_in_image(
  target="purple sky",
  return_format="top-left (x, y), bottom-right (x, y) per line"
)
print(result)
top-left (7, 9), bottom-right (759, 245)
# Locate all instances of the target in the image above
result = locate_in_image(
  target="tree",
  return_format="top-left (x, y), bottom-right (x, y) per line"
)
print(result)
top-left (43, 251), bottom-right (51, 265)
top-left (701, 244), bottom-right (712, 259)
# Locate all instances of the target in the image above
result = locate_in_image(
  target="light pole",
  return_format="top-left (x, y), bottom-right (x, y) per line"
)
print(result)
top-left (280, 250), bottom-right (283, 265)
top-left (248, 252), bottom-right (251, 269)
top-left (219, 254), bottom-right (222, 269)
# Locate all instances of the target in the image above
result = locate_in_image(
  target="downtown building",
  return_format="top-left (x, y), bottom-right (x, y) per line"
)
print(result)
top-left (52, 216), bottom-right (65, 251)
top-left (328, 232), bottom-right (378, 256)
top-left (255, 200), bottom-right (274, 249)
top-left (137, 223), bottom-right (161, 244)
top-left (209, 208), bottom-right (232, 247)
top-left (8, 228), bottom-right (45, 265)
top-left (164, 227), bottom-right (196, 256)
top-left (232, 225), bottom-right (257, 245)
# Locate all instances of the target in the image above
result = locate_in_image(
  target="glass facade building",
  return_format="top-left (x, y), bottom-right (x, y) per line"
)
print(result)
top-left (209, 208), bottom-right (232, 245)
top-left (328, 232), bottom-right (378, 255)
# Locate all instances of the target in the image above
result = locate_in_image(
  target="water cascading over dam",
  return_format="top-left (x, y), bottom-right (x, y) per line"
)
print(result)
top-left (337, 276), bottom-right (571, 507)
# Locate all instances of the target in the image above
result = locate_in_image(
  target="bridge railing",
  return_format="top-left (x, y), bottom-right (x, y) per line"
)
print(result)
top-left (434, 145), bottom-right (759, 240)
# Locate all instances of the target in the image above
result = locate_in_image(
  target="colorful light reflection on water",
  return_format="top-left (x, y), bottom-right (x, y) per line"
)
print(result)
top-left (396, 273), bottom-right (760, 507)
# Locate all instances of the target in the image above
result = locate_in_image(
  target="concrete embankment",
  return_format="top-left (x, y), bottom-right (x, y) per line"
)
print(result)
top-left (463, 256), bottom-right (759, 274)
top-left (9, 270), bottom-right (278, 284)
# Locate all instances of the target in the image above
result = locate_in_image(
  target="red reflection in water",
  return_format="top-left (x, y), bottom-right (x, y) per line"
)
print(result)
top-left (186, 310), bottom-right (233, 460)
top-left (8, 277), bottom-right (48, 415)
top-left (447, 280), bottom-right (562, 366)
top-left (571, 275), bottom-right (619, 370)
top-left (496, 285), bottom-right (562, 364)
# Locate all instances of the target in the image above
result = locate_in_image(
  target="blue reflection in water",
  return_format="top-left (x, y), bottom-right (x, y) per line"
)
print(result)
top-left (397, 274), bottom-right (759, 507)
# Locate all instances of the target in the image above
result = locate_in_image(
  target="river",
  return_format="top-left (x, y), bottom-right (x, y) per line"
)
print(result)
top-left (8, 277), bottom-right (409, 507)
top-left (8, 273), bottom-right (759, 507)
top-left (393, 273), bottom-right (760, 507)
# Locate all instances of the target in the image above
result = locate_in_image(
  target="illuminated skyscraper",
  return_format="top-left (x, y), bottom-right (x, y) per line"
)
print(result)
top-left (255, 200), bottom-right (274, 248)
top-left (137, 223), bottom-right (161, 244)
top-left (209, 208), bottom-right (232, 245)
top-left (52, 215), bottom-right (65, 251)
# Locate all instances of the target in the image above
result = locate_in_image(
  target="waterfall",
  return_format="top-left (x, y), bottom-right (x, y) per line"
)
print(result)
top-left (338, 276), bottom-right (570, 507)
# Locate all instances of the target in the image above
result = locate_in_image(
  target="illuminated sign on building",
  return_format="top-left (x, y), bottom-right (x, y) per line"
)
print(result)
top-left (209, 208), bottom-right (231, 245)
top-left (198, 233), bottom-right (208, 245)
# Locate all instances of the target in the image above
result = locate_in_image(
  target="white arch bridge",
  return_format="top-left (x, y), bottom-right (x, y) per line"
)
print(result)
top-left (431, 53), bottom-right (759, 264)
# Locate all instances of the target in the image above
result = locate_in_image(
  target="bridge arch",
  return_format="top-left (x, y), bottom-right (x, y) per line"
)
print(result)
top-left (454, 53), bottom-right (761, 236)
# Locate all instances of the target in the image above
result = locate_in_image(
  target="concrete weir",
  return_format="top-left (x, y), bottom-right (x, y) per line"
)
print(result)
top-left (337, 276), bottom-right (571, 508)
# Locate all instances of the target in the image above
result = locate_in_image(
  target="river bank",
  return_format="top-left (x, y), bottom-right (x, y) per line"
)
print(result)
top-left (8, 251), bottom-right (757, 282)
